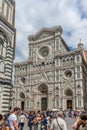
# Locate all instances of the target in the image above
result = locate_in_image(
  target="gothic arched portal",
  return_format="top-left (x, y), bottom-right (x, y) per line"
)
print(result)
top-left (38, 84), bottom-right (48, 110)
top-left (64, 89), bottom-right (73, 109)
top-left (19, 92), bottom-right (25, 110)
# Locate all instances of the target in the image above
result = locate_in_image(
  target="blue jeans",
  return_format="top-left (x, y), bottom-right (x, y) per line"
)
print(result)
top-left (19, 123), bottom-right (24, 130)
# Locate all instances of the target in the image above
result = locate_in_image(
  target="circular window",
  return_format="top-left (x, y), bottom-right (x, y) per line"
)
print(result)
top-left (20, 77), bottom-right (26, 84)
top-left (64, 70), bottom-right (72, 78)
top-left (39, 46), bottom-right (49, 57)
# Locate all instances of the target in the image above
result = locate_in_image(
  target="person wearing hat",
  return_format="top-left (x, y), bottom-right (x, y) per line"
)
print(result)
top-left (50, 111), bottom-right (67, 130)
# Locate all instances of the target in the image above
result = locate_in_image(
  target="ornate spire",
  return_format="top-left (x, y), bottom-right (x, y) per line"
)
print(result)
top-left (78, 38), bottom-right (84, 48)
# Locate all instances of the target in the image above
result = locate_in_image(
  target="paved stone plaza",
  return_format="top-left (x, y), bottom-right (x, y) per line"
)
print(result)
top-left (23, 117), bottom-right (76, 130)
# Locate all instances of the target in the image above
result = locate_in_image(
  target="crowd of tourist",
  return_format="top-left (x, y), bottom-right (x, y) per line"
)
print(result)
top-left (0, 107), bottom-right (87, 130)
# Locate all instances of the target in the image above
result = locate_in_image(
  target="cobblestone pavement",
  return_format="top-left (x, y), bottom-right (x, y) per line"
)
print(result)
top-left (23, 117), bottom-right (76, 130)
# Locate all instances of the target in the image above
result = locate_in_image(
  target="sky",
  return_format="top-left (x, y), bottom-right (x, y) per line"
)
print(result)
top-left (15, 0), bottom-right (87, 62)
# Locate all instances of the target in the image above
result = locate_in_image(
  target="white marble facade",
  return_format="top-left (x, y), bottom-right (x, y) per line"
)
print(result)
top-left (13, 26), bottom-right (87, 111)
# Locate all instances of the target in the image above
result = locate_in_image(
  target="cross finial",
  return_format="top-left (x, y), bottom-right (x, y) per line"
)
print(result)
top-left (79, 38), bottom-right (82, 43)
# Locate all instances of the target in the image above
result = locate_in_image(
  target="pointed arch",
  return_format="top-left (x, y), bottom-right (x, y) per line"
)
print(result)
top-left (19, 92), bottom-right (25, 98)
top-left (0, 61), bottom-right (4, 72)
top-left (64, 89), bottom-right (73, 96)
top-left (38, 83), bottom-right (48, 93)
top-left (0, 27), bottom-right (9, 43)
top-left (0, 28), bottom-right (10, 58)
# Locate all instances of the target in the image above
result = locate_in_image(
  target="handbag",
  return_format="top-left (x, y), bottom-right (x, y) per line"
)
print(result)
top-left (56, 118), bottom-right (63, 130)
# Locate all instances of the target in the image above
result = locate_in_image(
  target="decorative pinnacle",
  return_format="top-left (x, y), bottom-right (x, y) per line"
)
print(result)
top-left (78, 38), bottom-right (83, 48)
top-left (79, 38), bottom-right (82, 43)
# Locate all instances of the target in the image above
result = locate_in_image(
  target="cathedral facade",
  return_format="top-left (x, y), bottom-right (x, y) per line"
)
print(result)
top-left (0, 0), bottom-right (16, 113)
top-left (13, 26), bottom-right (87, 111)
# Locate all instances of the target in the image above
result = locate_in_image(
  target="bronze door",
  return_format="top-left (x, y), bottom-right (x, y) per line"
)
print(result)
top-left (41, 98), bottom-right (47, 110)
top-left (67, 100), bottom-right (72, 109)
top-left (21, 101), bottom-right (24, 110)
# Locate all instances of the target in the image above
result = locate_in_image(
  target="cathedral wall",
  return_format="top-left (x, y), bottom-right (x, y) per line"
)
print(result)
top-left (13, 26), bottom-right (87, 111)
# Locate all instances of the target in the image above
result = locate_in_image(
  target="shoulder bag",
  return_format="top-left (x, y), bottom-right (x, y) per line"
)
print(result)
top-left (56, 118), bottom-right (63, 130)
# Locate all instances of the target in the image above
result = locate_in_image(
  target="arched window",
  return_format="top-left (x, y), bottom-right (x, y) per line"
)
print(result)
top-left (62, 59), bottom-right (65, 62)
top-left (77, 55), bottom-right (80, 62)
top-left (0, 37), bottom-right (4, 55)
top-left (67, 58), bottom-right (69, 61)
top-left (0, 61), bottom-right (4, 72)
top-left (78, 99), bottom-right (81, 107)
top-left (0, 31), bottom-right (7, 58)
top-left (77, 85), bottom-right (80, 88)
top-left (71, 57), bottom-right (73, 60)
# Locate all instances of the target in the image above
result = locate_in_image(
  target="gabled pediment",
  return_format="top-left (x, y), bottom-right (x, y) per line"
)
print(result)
top-left (37, 30), bottom-right (54, 40)
top-left (38, 71), bottom-right (49, 83)
top-left (62, 79), bottom-right (73, 96)
top-left (33, 28), bottom-right (55, 41)
top-left (62, 79), bottom-right (73, 91)
top-left (28, 26), bottom-right (63, 41)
